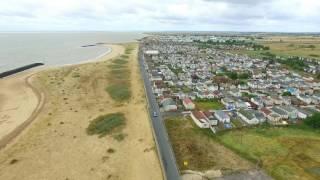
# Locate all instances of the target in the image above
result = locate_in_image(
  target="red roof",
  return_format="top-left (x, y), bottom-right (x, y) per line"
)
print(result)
top-left (183, 98), bottom-right (193, 105)
top-left (260, 107), bottom-right (272, 115)
top-left (192, 111), bottom-right (206, 120)
top-left (203, 111), bottom-right (213, 118)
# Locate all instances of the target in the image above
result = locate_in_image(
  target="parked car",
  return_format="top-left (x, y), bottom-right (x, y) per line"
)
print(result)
top-left (153, 111), bottom-right (158, 117)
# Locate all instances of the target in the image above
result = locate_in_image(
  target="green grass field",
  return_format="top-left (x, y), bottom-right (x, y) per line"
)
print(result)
top-left (216, 126), bottom-right (320, 180)
top-left (194, 99), bottom-right (224, 110)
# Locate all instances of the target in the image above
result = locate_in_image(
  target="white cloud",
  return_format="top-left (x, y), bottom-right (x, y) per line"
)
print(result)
top-left (0, 0), bottom-right (319, 31)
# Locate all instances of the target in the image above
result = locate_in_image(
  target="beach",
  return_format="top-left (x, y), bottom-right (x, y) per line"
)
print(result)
top-left (0, 44), bottom-right (162, 180)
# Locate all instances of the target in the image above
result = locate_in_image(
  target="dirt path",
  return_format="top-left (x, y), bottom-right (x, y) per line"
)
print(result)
top-left (0, 44), bottom-right (162, 180)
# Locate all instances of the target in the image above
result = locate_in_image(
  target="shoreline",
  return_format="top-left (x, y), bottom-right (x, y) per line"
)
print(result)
top-left (0, 44), bottom-right (116, 150)
top-left (0, 43), bottom-right (163, 180)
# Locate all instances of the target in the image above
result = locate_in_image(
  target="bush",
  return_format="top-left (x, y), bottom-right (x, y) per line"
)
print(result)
top-left (106, 84), bottom-right (131, 101)
top-left (304, 113), bottom-right (320, 129)
top-left (87, 113), bottom-right (126, 137)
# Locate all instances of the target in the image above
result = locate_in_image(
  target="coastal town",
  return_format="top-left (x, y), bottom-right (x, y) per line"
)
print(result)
top-left (141, 34), bottom-right (320, 133)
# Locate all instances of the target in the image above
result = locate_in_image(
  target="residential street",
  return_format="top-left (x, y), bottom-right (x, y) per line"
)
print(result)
top-left (138, 47), bottom-right (181, 180)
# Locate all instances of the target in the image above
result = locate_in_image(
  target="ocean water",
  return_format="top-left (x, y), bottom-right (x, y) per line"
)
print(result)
top-left (0, 32), bottom-right (145, 72)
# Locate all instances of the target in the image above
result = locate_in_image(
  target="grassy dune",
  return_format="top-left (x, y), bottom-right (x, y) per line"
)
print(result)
top-left (87, 113), bottom-right (126, 137)
top-left (105, 46), bottom-right (134, 102)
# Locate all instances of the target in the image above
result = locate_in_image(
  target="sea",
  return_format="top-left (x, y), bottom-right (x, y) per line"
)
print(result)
top-left (0, 32), bottom-right (145, 73)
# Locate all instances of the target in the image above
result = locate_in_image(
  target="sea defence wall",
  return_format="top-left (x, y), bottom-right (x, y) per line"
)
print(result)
top-left (0, 63), bottom-right (44, 78)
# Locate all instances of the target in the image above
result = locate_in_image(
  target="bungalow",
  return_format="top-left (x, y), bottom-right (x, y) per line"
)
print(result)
top-left (221, 97), bottom-right (236, 110)
top-left (267, 113), bottom-right (282, 124)
top-left (160, 98), bottom-right (178, 112)
top-left (229, 89), bottom-right (241, 97)
top-left (238, 109), bottom-right (266, 124)
top-left (296, 108), bottom-right (309, 119)
top-left (238, 109), bottom-right (260, 125)
top-left (260, 107), bottom-right (272, 117)
top-left (261, 96), bottom-right (273, 107)
top-left (251, 97), bottom-right (264, 108)
top-left (271, 107), bottom-right (289, 119)
top-left (279, 106), bottom-right (298, 121)
top-left (190, 111), bottom-right (209, 128)
top-left (214, 110), bottom-right (230, 123)
top-left (182, 98), bottom-right (195, 110)
top-left (235, 99), bottom-right (248, 109)
top-left (297, 95), bottom-right (312, 105)
top-left (203, 111), bottom-right (218, 125)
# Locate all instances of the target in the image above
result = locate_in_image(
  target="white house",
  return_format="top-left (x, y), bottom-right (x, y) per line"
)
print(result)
top-left (160, 98), bottom-right (178, 112)
top-left (214, 110), bottom-right (230, 123)
top-left (237, 109), bottom-right (260, 125)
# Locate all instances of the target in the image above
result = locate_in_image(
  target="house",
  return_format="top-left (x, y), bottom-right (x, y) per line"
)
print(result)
top-left (279, 106), bottom-right (298, 121)
top-left (190, 111), bottom-right (209, 128)
top-left (235, 99), bottom-right (248, 109)
top-left (297, 108), bottom-right (313, 119)
top-left (214, 110), bottom-right (230, 123)
top-left (267, 113), bottom-right (282, 124)
top-left (221, 97), bottom-right (236, 110)
top-left (271, 107), bottom-right (288, 119)
top-left (260, 107), bottom-right (272, 117)
top-left (238, 109), bottom-right (260, 125)
top-left (251, 97), bottom-right (264, 108)
top-left (203, 111), bottom-right (218, 125)
top-left (182, 98), bottom-right (195, 110)
top-left (160, 98), bottom-right (177, 112)
top-left (297, 95), bottom-right (312, 105)
top-left (238, 109), bottom-right (265, 125)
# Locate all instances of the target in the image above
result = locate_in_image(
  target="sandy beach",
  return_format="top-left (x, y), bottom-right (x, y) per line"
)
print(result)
top-left (0, 44), bottom-right (163, 180)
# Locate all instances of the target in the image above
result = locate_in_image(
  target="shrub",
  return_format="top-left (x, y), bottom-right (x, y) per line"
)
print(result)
top-left (87, 113), bottom-right (126, 137)
top-left (106, 84), bottom-right (131, 101)
top-left (304, 113), bottom-right (320, 129)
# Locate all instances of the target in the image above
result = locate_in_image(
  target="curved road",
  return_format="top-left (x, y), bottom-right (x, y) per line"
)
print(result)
top-left (138, 47), bottom-right (181, 180)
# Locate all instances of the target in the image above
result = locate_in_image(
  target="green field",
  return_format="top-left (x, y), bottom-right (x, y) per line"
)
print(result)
top-left (216, 126), bottom-right (320, 180)
top-left (194, 99), bottom-right (224, 110)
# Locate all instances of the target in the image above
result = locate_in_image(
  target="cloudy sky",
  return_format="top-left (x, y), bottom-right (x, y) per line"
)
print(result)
top-left (0, 0), bottom-right (319, 32)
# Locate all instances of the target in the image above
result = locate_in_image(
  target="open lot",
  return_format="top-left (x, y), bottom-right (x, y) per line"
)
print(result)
top-left (165, 117), bottom-right (253, 174)
top-left (166, 114), bottom-right (320, 180)
top-left (217, 126), bottom-right (320, 180)
top-left (258, 36), bottom-right (320, 59)
top-left (194, 99), bottom-right (224, 111)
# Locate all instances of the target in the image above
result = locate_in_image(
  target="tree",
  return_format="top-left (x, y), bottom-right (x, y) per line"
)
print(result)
top-left (239, 73), bottom-right (250, 79)
top-left (227, 72), bottom-right (238, 80)
top-left (282, 92), bottom-right (292, 96)
top-left (304, 113), bottom-right (320, 129)
top-left (212, 76), bottom-right (229, 90)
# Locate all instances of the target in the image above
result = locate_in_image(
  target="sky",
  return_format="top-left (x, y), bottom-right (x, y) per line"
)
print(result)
top-left (0, 0), bottom-right (320, 32)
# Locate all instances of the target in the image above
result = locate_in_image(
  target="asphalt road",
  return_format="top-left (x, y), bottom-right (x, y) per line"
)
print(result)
top-left (138, 49), bottom-right (181, 180)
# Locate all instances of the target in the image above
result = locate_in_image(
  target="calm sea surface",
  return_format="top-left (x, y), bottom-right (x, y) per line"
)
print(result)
top-left (0, 32), bottom-right (145, 72)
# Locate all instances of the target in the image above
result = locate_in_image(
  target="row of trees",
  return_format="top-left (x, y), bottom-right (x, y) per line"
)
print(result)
top-left (194, 39), bottom-right (270, 51)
